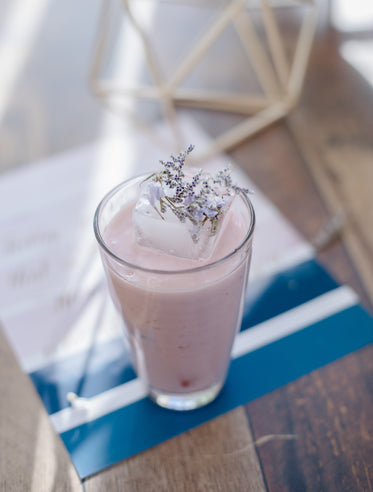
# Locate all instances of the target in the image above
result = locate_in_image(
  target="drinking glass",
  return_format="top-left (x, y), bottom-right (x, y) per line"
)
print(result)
top-left (94, 174), bottom-right (255, 410)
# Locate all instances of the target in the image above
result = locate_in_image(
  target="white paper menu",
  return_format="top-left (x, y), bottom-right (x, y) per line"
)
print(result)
top-left (0, 115), bottom-right (310, 373)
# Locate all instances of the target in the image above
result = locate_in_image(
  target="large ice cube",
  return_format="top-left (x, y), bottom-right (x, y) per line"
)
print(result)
top-left (133, 179), bottom-right (232, 260)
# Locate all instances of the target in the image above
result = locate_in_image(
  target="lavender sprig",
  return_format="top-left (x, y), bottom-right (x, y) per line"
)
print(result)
top-left (143, 145), bottom-right (251, 242)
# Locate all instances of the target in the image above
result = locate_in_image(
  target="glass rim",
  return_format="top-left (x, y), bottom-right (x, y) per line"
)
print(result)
top-left (93, 173), bottom-right (255, 276)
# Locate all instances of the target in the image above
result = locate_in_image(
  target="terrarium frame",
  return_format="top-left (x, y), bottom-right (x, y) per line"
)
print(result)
top-left (90, 0), bottom-right (318, 160)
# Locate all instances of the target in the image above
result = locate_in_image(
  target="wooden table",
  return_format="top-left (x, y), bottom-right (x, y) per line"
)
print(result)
top-left (1, 1), bottom-right (373, 490)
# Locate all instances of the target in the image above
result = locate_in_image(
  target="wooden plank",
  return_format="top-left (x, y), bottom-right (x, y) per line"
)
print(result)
top-left (230, 122), bottom-right (371, 309)
top-left (0, 326), bottom-right (82, 492)
top-left (287, 28), bottom-right (373, 305)
top-left (247, 344), bottom-right (373, 491)
top-left (84, 407), bottom-right (266, 492)
top-left (230, 13), bottom-right (373, 491)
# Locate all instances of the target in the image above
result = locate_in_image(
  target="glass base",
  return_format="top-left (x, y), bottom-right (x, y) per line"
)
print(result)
top-left (149, 381), bottom-right (223, 411)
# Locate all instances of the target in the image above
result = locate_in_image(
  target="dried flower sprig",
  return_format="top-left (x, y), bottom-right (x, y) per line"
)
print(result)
top-left (142, 145), bottom-right (251, 242)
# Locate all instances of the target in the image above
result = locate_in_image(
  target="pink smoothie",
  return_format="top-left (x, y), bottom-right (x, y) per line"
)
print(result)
top-left (101, 196), bottom-right (252, 396)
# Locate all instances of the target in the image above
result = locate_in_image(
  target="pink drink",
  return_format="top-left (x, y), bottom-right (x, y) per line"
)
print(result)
top-left (94, 174), bottom-right (255, 410)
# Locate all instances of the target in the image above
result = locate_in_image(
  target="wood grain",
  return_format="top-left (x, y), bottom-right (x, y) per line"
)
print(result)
top-left (247, 345), bottom-right (373, 492)
top-left (288, 27), bottom-right (373, 306)
top-left (0, 327), bottom-right (82, 492)
top-left (233, 15), bottom-right (373, 492)
top-left (84, 407), bottom-right (266, 492)
top-left (231, 122), bottom-right (372, 309)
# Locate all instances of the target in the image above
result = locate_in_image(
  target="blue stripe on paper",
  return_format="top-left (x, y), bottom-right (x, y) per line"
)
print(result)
top-left (30, 259), bottom-right (338, 415)
top-left (61, 303), bottom-right (373, 478)
top-left (241, 259), bottom-right (338, 330)
top-left (30, 338), bottom-right (136, 415)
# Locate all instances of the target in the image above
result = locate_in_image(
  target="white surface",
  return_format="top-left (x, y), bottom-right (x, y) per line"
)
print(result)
top-left (0, 115), bottom-right (309, 371)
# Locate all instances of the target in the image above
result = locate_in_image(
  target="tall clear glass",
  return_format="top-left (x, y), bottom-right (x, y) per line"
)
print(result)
top-left (94, 174), bottom-right (255, 410)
